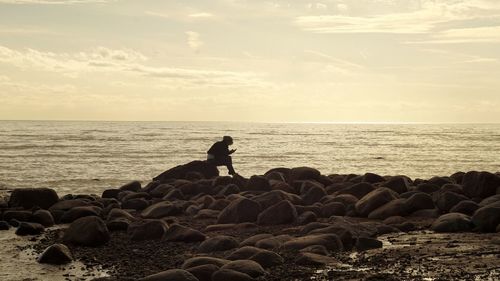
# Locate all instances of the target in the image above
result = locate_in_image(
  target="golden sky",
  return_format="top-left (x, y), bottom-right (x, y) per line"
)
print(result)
top-left (1, 0), bottom-right (499, 122)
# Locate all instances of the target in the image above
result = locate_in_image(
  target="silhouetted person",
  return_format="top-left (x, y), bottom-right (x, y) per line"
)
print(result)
top-left (207, 136), bottom-right (237, 175)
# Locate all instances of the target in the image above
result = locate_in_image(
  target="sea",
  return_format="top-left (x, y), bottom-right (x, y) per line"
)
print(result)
top-left (1, 120), bottom-right (500, 196)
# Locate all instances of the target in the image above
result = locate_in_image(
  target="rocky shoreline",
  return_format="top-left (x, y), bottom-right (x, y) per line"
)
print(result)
top-left (2, 161), bottom-right (500, 280)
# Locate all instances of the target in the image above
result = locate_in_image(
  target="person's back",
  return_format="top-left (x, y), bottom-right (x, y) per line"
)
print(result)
top-left (207, 136), bottom-right (236, 175)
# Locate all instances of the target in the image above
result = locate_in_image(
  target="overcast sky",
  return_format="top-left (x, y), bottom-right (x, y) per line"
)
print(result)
top-left (1, 0), bottom-right (499, 122)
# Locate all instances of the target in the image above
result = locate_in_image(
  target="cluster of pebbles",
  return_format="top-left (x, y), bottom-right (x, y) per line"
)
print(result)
top-left (1, 161), bottom-right (500, 280)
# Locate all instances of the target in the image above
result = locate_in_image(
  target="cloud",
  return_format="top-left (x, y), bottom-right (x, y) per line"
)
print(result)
top-left (0, 0), bottom-right (113, 4)
top-left (0, 45), bottom-right (267, 88)
top-left (188, 12), bottom-right (214, 19)
top-left (186, 31), bottom-right (203, 52)
top-left (409, 26), bottom-right (500, 44)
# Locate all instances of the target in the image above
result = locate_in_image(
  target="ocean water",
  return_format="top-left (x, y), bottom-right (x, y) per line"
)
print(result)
top-left (1, 121), bottom-right (500, 195)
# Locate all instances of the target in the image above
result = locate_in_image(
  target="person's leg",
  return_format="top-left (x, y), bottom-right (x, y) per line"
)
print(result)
top-left (224, 156), bottom-right (236, 175)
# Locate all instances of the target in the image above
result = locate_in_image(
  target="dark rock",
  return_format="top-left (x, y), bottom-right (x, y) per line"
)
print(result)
top-left (416, 183), bottom-right (440, 194)
top-left (212, 269), bottom-right (254, 281)
top-left (182, 257), bottom-right (229, 269)
top-left (337, 182), bottom-right (375, 199)
top-left (3, 210), bottom-right (32, 222)
top-left (139, 269), bottom-right (199, 281)
top-left (248, 250), bottom-right (284, 268)
top-left (49, 199), bottom-right (90, 212)
top-left (240, 234), bottom-right (273, 247)
top-left (462, 171), bottom-right (500, 199)
top-left (32, 210), bottom-right (55, 227)
top-left (435, 191), bottom-right (469, 212)
top-left (15, 222), bottom-right (44, 236)
top-left (471, 206), bottom-right (500, 232)
top-left (119, 181), bottom-right (142, 192)
top-left (284, 234), bottom-right (343, 251)
top-left (220, 260), bottom-right (266, 278)
top-left (355, 237), bottom-right (383, 251)
top-left (218, 184), bottom-right (240, 196)
top-left (122, 198), bottom-right (149, 210)
top-left (290, 167), bottom-right (321, 182)
top-left (404, 192), bottom-right (434, 213)
top-left (361, 173), bottom-right (385, 184)
top-left (368, 198), bottom-right (407, 220)
top-left (299, 245), bottom-right (329, 255)
top-left (321, 202), bottom-right (346, 217)
top-left (63, 216), bottom-right (110, 246)
top-left (8, 188), bottom-right (59, 209)
top-left (194, 209), bottom-right (220, 219)
top-left (245, 176), bottom-right (271, 191)
top-left (37, 243), bottom-right (73, 264)
top-left (217, 198), bottom-right (261, 224)
top-left (257, 200), bottom-right (297, 225)
top-left (325, 194), bottom-right (358, 207)
top-left (383, 176), bottom-right (411, 194)
top-left (141, 201), bottom-right (181, 219)
top-left (186, 264), bottom-right (219, 281)
top-left (255, 235), bottom-right (292, 249)
top-left (153, 161), bottom-right (219, 182)
top-left (302, 185), bottom-right (326, 205)
top-left (198, 235), bottom-right (239, 253)
top-left (102, 189), bottom-right (121, 199)
top-left (0, 221), bottom-right (10, 230)
top-left (128, 219), bottom-right (168, 241)
top-left (165, 224), bottom-right (206, 242)
top-left (355, 187), bottom-right (399, 217)
top-left (296, 253), bottom-right (338, 266)
top-left (478, 194), bottom-right (500, 207)
top-left (252, 190), bottom-right (301, 209)
top-left (106, 219), bottom-right (130, 231)
top-left (431, 213), bottom-right (473, 233)
top-left (297, 211), bottom-right (317, 225)
top-left (61, 206), bottom-right (101, 223)
top-left (449, 200), bottom-right (479, 215)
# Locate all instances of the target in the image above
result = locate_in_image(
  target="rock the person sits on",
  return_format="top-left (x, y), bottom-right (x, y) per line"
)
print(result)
top-left (207, 136), bottom-right (237, 175)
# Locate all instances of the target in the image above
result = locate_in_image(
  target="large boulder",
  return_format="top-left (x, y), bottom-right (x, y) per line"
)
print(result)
top-left (336, 182), bottom-right (375, 199)
top-left (198, 235), bottom-right (239, 253)
top-left (32, 210), bottom-right (55, 227)
top-left (165, 224), bottom-right (206, 242)
top-left (63, 216), bottom-right (110, 246)
top-left (60, 206), bottom-right (101, 223)
top-left (284, 234), bottom-right (343, 251)
top-left (220, 260), bottom-right (266, 278)
top-left (186, 264), bottom-right (219, 281)
top-left (404, 192), bottom-right (434, 213)
top-left (449, 200), bottom-right (479, 216)
top-left (212, 269), bottom-right (254, 281)
top-left (140, 269), bottom-right (199, 281)
top-left (462, 171), bottom-right (500, 199)
top-left (368, 198), bottom-right (407, 220)
top-left (290, 167), bottom-right (321, 182)
top-left (257, 200), bottom-right (297, 225)
top-left (182, 257), bottom-right (229, 269)
top-left (252, 190), bottom-right (301, 209)
top-left (127, 220), bottom-right (168, 241)
top-left (37, 244), bottom-right (73, 264)
top-left (471, 206), bottom-right (500, 232)
top-left (301, 185), bottom-right (326, 205)
top-left (435, 191), bottom-right (469, 212)
top-left (8, 188), bottom-right (59, 209)
top-left (431, 213), bottom-right (473, 233)
top-left (153, 161), bottom-right (219, 182)
top-left (321, 202), bottom-right (346, 217)
top-left (245, 176), bottom-right (271, 192)
top-left (141, 201), bottom-right (181, 219)
top-left (15, 222), bottom-right (44, 236)
top-left (382, 176), bottom-right (411, 194)
top-left (355, 187), bottom-right (399, 217)
top-left (217, 198), bottom-right (261, 224)
top-left (119, 181), bottom-right (142, 192)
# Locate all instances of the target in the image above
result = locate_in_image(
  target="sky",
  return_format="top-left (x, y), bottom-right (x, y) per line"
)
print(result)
top-left (0, 0), bottom-right (499, 123)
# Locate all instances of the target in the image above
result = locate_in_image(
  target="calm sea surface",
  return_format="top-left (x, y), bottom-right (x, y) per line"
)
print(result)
top-left (1, 121), bottom-right (499, 195)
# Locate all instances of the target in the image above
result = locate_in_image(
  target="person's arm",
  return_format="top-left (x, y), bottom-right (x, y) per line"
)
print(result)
top-left (229, 149), bottom-right (237, 154)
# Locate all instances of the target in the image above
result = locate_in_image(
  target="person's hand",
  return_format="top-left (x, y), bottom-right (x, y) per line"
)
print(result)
top-left (230, 149), bottom-right (237, 154)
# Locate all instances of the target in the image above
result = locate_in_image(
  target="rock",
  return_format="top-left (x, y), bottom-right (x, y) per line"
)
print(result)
top-left (296, 252), bottom-right (338, 266)
top-left (449, 200), bottom-right (479, 216)
top-left (127, 220), bottom-right (168, 241)
top-left (102, 189), bottom-right (121, 199)
top-left (471, 206), bottom-right (500, 232)
top-left (240, 234), bottom-right (273, 247)
top-left (119, 181), bottom-right (142, 192)
top-left (254, 235), bottom-right (292, 249)
top-left (478, 194), bottom-right (500, 207)
top-left (361, 173), bottom-right (385, 184)
top-left (383, 176), bottom-right (411, 194)
top-left (198, 235), bottom-right (239, 253)
top-left (150, 184), bottom-right (174, 197)
top-left (226, 246), bottom-right (261, 260)
top-left (3, 210), bottom-right (32, 222)
top-left (435, 191), bottom-right (469, 212)
top-left (252, 190), bottom-right (301, 209)
top-left (368, 198), bottom-right (407, 220)
top-left (186, 264), bottom-right (219, 281)
top-left (61, 206), bottom-right (101, 223)
top-left (337, 182), bottom-right (375, 199)
top-left (301, 185), bottom-right (326, 205)
top-left (217, 198), bottom-right (261, 224)
top-left (462, 171), bottom-right (500, 199)
top-left (409, 208), bottom-right (440, 218)
top-left (355, 187), bottom-right (399, 217)
top-left (182, 257), bottom-right (229, 269)
top-left (325, 194), bottom-right (358, 207)
top-left (106, 219), bottom-right (130, 231)
top-left (0, 221), bottom-right (10, 230)
top-left (300, 245), bottom-right (329, 255)
top-left (139, 269), bottom-right (199, 281)
top-left (208, 199), bottom-right (230, 211)
top-left (153, 161), bottom-right (219, 182)
top-left (355, 237), bottom-right (383, 251)
top-left (431, 213), bottom-right (473, 233)
top-left (163, 223), bottom-right (205, 242)
top-left (416, 183), bottom-right (440, 194)
top-left (141, 201), bottom-right (181, 219)
top-left (63, 216), bottom-right (110, 246)
top-left (383, 216), bottom-right (406, 225)
top-left (284, 234), bottom-right (343, 251)
top-left (245, 176), bottom-right (271, 191)
top-left (15, 222), bottom-right (44, 236)
top-left (106, 208), bottom-right (136, 222)
top-left (297, 211), bottom-right (317, 225)
top-left (212, 269), bottom-right (254, 281)
top-left (49, 199), bottom-right (90, 212)
top-left (8, 188), bottom-right (59, 209)
top-left (194, 209), bottom-right (220, 219)
top-left (122, 198), bottom-right (149, 210)
top-left (321, 202), bottom-right (346, 217)
top-left (37, 244), bottom-right (73, 264)
top-left (249, 250), bottom-right (284, 268)
top-left (404, 192), bottom-right (434, 213)
top-left (220, 260), bottom-right (266, 278)
top-left (257, 200), bottom-right (297, 225)
top-left (32, 210), bottom-right (55, 227)
top-left (290, 167), bottom-right (321, 182)
top-left (218, 184), bottom-right (240, 196)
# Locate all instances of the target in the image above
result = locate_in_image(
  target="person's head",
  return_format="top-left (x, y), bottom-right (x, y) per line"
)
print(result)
top-left (223, 136), bottom-right (233, 145)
